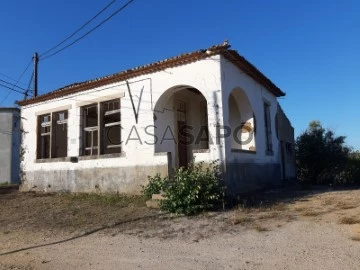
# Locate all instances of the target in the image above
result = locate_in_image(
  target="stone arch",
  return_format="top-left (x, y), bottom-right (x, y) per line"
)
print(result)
top-left (154, 85), bottom-right (209, 167)
top-left (228, 88), bottom-right (256, 151)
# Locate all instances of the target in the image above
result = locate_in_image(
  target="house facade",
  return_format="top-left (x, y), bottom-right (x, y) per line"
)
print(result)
top-left (0, 107), bottom-right (21, 184)
top-left (18, 42), bottom-right (295, 196)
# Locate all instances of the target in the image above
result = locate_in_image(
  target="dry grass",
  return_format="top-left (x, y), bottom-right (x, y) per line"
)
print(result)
top-left (258, 212), bottom-right (281, 220)
top-left (300, 209), bottom-right (324, 217)
top-left (252, 224), bottom-right (270, 232)
top-left (230, 214), bottom-right (252, 225)
top-left (335, 201), bottom-right (358, 210)
top-left (231, 201), bottom-right (293, 231)
top-left (0, 191), bottom-right (151, 234)
top-left (231, 188), bottom-right (360, 235)
top-left (350, 235), bottom-right (360, 241)
top-left (2, 187), bottom-right (360, 242)
top-left (339, 216), bottom-right (360, 225)
top-left (270, 203), bottom-right (288, 212)
top-left (294, 205), bottom-right (308, 212)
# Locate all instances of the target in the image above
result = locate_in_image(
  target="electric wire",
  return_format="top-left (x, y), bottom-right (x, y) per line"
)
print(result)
top-left (24, 72), bottom-right (35, 99)
top-left (0, 73), bottom-right (27, 87)
top-left (40, 0), bottom-right (118, 58)
top-left (0, 83), bottom-right (25, 94)
top-left (0, 58), bottom-right (33, 105)
top-left (40, 0), bottom-right (136, 61)
top-left (0, 79), bottom-right (27, 92)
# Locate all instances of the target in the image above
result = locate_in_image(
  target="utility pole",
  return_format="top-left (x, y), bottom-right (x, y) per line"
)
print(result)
top-left (33, 52), bottom-right (39, 97)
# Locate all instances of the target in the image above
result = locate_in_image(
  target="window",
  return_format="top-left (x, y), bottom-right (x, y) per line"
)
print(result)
top-left (37, 111), bottom-right (68, 159)
top-left (83, 104), bottom-right (98, 155)
top-left (102, 99), bottom-right (121, 154)
top-left (82, 99), bottom-right (121, 156)
top-left (264, 102), bottom-right (273, 154)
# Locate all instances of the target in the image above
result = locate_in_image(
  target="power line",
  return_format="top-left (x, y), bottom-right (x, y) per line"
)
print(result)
top-left (27, 72), bottom-right (34, 91)
top-left (0, 79), bottom-right (27, 92)
top-left (15, 59), bottom-right (33, 84)
top-left (24, 72), bottom-right (34, 99)
top-left (40, 0), bottom-right (118, 58)
top-left (0, 83), bottom-right (25, 94)
top-left (0, 58), bottom-right (32, 105)
top-left (41, 0), bottom-right (136, 61)
top-left (0, 73), bottom-right (27, 87)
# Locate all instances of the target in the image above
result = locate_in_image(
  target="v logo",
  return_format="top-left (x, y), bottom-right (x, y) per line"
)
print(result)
top-left (126, 81), bottom-right (144, 124)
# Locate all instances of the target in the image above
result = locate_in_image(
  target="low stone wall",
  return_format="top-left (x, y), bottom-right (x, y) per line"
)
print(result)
top-left (20, 161), bottom-right (281, 197)
top-left (20, 164), bottom-right (169, 194)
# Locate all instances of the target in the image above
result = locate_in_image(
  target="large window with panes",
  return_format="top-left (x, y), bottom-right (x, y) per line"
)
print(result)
top-left (37, 111), bottom-right (68, 159)
top-left (81, 99), bottom-right (121, 156)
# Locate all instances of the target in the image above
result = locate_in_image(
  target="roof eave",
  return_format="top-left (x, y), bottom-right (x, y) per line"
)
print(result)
top-left (221, 50), bottom-right (285, 97)
top-left (17, 42), bottom-right (285, 106)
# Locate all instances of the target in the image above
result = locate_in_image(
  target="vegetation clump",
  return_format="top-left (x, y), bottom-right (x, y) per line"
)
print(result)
top-left (296, 121), bottom-right (360, 185)
top-left (143, 161), bottom-right (225, 215)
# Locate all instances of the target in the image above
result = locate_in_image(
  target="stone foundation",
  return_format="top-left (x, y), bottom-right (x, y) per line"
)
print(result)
top-left (225, 162), bottom-right (282, 197)
top-left (20, 165), bottom-right (169, 194)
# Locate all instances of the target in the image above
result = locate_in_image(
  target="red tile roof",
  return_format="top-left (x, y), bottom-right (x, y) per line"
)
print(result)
top-left (17, 42), bottom-right (285, 106)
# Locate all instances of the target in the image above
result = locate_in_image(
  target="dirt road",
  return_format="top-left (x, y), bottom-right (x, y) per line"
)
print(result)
top-left (1, 187), bottom-right (360, 269)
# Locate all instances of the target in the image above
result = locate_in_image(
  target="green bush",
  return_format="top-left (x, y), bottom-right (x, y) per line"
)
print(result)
top-left (296, 121), bottom-right (350, 185)
top-left (142, 161), bottom-right (225, 215)
top-left (142, 173), bottom-right (168, 199)
top-left (334, 154), bottom-right (360, 185)
top-left (296, 121), bottom-right (360, 186)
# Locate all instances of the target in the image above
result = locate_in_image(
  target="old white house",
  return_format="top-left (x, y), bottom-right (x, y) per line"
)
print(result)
top-left (18, 42), bottom-right (295, 196)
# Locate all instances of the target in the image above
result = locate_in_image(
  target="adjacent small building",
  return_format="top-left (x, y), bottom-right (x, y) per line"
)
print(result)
top-left (0, 107), bottom-right (21, 184)
top-left (17, 42), bottom-right (296, 196)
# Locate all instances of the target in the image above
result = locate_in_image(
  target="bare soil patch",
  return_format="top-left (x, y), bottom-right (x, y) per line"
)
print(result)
top-left (1, 186), bottom-right (360, 269)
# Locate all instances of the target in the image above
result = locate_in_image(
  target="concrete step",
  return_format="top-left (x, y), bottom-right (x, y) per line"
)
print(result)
top-left (146, 194), bottom-right (166, 209)
top-left (146, 199), bottom-right (160, 209)
top-left (152, 193), bottom-right (165, 200)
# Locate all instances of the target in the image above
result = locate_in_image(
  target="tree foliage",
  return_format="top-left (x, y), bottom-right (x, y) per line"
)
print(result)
top-left (296, 121), bottom-right (351, 184)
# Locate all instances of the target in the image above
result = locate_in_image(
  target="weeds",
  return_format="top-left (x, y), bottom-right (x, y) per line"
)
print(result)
top-left (301, 209), bottom-right (323, 217)
top-left (339, 217), bottom-right (360, 225)
top-left (230, 215), bottom-right (252, 225)
top-left (350, 235), bottom-right (360, 241)
top-left (335, 201), bottom-right (358, 210)
top-left (253, 224), bottom-right (270, 232)
top-left (63, 193), bottom-right (146, 207)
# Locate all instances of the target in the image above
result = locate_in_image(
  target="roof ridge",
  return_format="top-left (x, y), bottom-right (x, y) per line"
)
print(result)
top-left (17, 41), bottom-right (284, 106)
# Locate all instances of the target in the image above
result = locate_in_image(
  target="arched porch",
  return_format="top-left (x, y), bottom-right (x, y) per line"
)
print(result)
top-left (154, 85), bottom-right (209, 168)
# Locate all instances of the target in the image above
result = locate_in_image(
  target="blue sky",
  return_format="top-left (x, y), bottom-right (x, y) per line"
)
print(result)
top-left (0, 0), bottom-right (359, 149)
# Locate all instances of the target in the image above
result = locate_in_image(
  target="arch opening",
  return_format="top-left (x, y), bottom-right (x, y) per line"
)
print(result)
top-left (154, 85), bottom-right (209, 168)
top-left (228, 88), bottom-right (256, 151)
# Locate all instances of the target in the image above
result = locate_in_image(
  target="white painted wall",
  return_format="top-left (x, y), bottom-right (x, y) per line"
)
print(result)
top-left (220, 56), bottom-right (281, 164)
top-left (20, 53), bottom-right (287, 193)
top-left (20, 55), bottom-right (225, 181)
top-left (0, 109), bottom-right (20, 184)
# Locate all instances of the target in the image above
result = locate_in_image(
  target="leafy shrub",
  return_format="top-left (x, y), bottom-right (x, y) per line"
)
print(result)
top-left (296, 121), bottom-right (350, 185)
top-left (142, 173), bottom-right (168, 199)
top-left (142, 161), bottom-right (225, 215)
top-left (334, 155), bottom-right (360, 185)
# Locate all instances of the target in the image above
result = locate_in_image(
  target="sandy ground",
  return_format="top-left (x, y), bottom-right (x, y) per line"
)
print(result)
top-left (1, 187), bottom-right (360, 269)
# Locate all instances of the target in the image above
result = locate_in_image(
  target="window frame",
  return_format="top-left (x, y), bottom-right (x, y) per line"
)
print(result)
top-left (81, 98), bottom-right (121, 157)
top-left (37, 110), bottom-right (68, 160)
